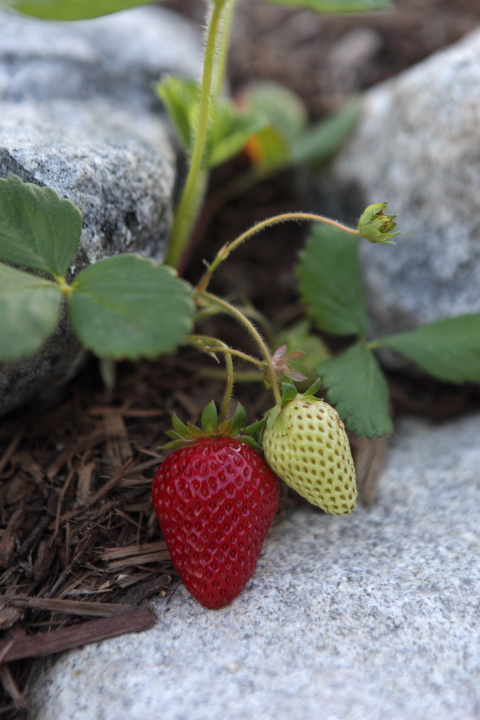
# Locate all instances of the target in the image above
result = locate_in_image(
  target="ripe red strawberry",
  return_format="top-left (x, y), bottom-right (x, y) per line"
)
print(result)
top-left (152, 437), bottom-right (279, 609)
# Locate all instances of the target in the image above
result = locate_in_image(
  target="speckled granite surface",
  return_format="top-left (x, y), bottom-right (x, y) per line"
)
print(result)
top-left (27, 413), bottom-right (480, 720)
top-left (314, 27), bottom-right (480, 340)
top-left (0, 5), bottom-right (201, 415)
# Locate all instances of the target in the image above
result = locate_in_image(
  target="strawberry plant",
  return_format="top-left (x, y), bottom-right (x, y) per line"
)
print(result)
top-left (2, 0), bottom-right (480, 609)
top-left (297, 217), bottom-right (480, 438)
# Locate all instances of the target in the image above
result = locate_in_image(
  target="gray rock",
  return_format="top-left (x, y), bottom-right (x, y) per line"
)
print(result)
top-left (0, 6), bottom-right (201, 108)
top-left (1, 99), bottom-right (175, 267)
top-left (0, 98), bottom-right (175, 415)
top-left (0, 6), bottom-right (201, 415)
top-left (27, 414), bottom-right (480, 720)
top-left (313, 28), bottom-right (480, 340)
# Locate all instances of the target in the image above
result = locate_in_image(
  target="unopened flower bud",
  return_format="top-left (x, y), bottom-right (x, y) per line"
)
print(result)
top-left (358, 201), bottom-right (400, 244)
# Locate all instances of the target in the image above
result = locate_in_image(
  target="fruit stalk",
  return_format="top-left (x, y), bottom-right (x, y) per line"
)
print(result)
top-left (196, 211), bottom-right (359, 292)
top-left (186, 335), bottom-right (237, 423)
top-left (196, 291), bottom-right (282, 405)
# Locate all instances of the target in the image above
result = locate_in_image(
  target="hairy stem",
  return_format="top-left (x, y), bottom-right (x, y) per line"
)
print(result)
top-left (165, 0), bottom-right (227, 269)
top-left (197, 211), bottom-right (359, 292)
top-left (214, 0), bottom-right (236, 98)
top-left (186, 334), bottom-right (235, 423)
top-left (197, 291), bottom-right (282, 406)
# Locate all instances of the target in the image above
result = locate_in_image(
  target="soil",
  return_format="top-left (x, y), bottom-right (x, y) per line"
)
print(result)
top-left (2, 0), bottom-right (480, 715)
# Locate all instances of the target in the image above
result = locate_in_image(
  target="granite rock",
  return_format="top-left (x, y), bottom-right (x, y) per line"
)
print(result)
top-left (0, 98), bottom-right (176, 414)
top-left (0, 6), bottom-right (201, 415)
top-left (0, 6), bottom-right (201, 108)
top-left (27, 413), bottom-right (480, 720)
top-left (313, 27), bottom-right (480, 340)
top-left (1, 99), bottom-right (175, 267)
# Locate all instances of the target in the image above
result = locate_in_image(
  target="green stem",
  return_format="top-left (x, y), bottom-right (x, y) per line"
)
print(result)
top-left (194, 302), bottom-right (275, 348)
top-left (165, 0), bottom-right (227, 269)
top-left (213, 0), bottom-right (236, 98)
top-left (204, 345), bottom-right (264, 369)
top-left (200, 368), bottom-right (264, 383)
top-left (197, 211), bottom-right (360, 292)
top-left (54, 275), bottom-right (73, 299)
top-left (187, 334), bottom-right (234, 423)
top-left (197, 291), bottom-right (282, 406)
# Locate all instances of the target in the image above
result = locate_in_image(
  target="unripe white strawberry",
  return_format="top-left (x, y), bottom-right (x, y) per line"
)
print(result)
top-left (263, 395), bottom-right (357, 515)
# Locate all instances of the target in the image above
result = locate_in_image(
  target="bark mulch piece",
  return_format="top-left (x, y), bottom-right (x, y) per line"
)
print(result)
top-left (0, 349), bottom-right (295, 716)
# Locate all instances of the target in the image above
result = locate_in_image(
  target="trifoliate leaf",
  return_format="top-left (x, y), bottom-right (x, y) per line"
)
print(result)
top-left (376, 314), bottom-right (480, 383)
top-left (0, 263), bottom-right (62, 362)
top-left (67, 255), bottom-right (194, 360)
top-left (317, 343), bottom-right (393, 438)
top-left (0, 175), bottom-right (82, 277)
top-left (2, 0), bottom-right (156, 20)
top-left (297, 224), bottom-right (367, 336)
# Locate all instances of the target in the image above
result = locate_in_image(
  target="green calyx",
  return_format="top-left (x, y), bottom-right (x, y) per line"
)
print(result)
top-left (163, 400), bottom-right (262, 451)
top-left (245, 378), bottom-right (324, 444)
top-left (357, 201), bottom-right (400, 244)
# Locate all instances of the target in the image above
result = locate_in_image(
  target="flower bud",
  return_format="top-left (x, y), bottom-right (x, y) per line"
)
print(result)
top-left (358, 201), bottom-right (400, 244)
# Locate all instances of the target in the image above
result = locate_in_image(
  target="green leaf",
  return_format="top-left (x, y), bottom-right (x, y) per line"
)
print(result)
top-left (244, 125), bottom-right (291, 171)
top-left (281, 383), bottom-right (298, 404)
top-left (376, 314), bottom-right (480, 383)
top-left (242, 418), bottom-right (266, 436)
top-left (186, 423), bottom-right (206, 439)
top-left (201, 401), bottom-right (218, 435)
top-left (304, 378), bottom-right (322, 397)
top-left (156, 77), bottom-right (267, 170)
top-left (266, 405), bottom-right (282, 430)
top-left (297, 224), bottom-right (367, 336)
top-left (0, 175), bottom-right (82, 278)
top-left (2, 0), bottom-right (157, 20)
top-left (172, 415), bottom-right (191, 439)
top-left (262, 0), bottom-right (391, 13)
top-left (231, 402), bottom-right (248, 435)
top-left (240, 82), bottom-right (307, 141)
top-left (67, 255), bottom-right (194, 360)
top-left (216, 420), bottom-right (233, 436)
top-left (165, 430), bottom-right (184, 441)
top-left (207, 101), bottom-right (266, 169)
top-left (317, 343), bottom-right (393, 438)
top-left (237, 435), bottom-right (263, 452)
top-left (163, 439), bottom-right (190, 451)
top-left (291, 97), bottom-right (361, 166)
top-left (0, 263), bottom-right (62, 362)
top-left (156, 76), bottom-right (200, 156)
